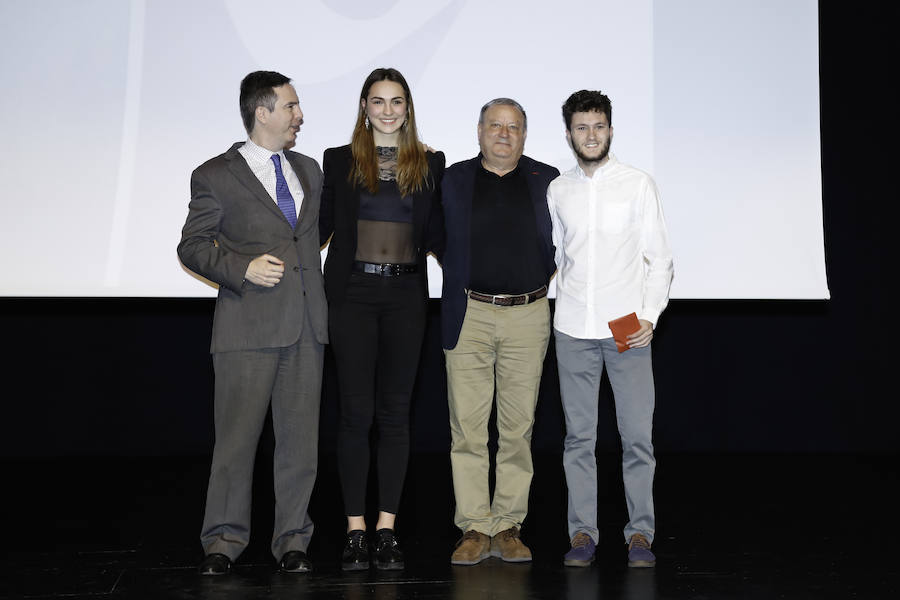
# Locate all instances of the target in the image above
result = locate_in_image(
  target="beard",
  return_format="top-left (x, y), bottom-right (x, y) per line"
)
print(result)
top-left (573, 137), bottom-right (611, 166)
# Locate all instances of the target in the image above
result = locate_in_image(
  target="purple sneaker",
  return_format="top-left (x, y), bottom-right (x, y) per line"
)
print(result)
top-left (563, 532), bottom-right (596, 567)
top-left (627, 533), bottom-right (656, 568)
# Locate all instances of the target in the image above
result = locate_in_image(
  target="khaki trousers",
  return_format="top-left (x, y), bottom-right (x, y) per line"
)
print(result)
top-left (445, 296), bottom-right (550, 535)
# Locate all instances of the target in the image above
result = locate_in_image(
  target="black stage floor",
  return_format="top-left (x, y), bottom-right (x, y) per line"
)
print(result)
top-left (2, 453), bottom-right (897, 599)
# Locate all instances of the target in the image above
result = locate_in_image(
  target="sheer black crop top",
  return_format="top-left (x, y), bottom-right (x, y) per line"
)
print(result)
top-left (355, 147), bottom-right (415, 264)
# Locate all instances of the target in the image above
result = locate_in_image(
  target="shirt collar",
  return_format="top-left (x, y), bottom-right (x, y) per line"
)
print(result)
top-left (478, 159), bottom-right (522, 180)
top-left (242, 137), bottom-right (285, 165)
top-left (573, 152), bottom-right (618, 180)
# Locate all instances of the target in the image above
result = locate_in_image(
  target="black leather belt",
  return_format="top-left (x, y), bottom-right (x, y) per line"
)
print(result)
top-left (466, 286), bottom-right (548, 307)
top-left (352, 261), bottom-right (418, 276)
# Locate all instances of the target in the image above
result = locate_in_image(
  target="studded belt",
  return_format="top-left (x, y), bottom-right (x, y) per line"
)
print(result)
top-left (352, 261), bottom-right (418, 276)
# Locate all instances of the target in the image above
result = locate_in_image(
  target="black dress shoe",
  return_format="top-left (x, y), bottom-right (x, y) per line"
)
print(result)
top-left (373, 528), bottom-right (404, 570)
top-left (279, 550), bottom-right (312, 573)
top-left (198, 553), bottom-right (232, 576)
top-left (341, 529), bottom-right (369, 571)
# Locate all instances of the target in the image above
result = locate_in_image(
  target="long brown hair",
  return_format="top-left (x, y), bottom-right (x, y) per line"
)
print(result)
top-left (350, 68), bottom-right (429, 196)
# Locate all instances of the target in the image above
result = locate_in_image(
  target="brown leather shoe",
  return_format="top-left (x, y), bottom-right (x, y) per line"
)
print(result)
top-left (490, 527), bottom-right (532, 562)
top-left (450, 530), bottom-right (491, 565)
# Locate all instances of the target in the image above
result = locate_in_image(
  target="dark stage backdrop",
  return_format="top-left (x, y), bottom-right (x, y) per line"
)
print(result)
top-left (0, 3), bottom-right (895, 457)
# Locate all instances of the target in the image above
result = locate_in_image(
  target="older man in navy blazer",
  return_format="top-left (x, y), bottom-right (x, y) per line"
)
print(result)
top-left (178, 71), bottom-right (328, 576)
top-left (441, 98), bottom-right (559, 565)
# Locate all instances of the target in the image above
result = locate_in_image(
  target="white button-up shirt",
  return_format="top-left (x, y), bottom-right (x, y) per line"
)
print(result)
top-left (548, 153), bottom-right (674, 340)
top-left (238, 138), bottom-right (304, 216)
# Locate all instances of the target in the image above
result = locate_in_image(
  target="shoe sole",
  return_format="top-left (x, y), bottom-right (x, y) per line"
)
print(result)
top-left (489, 550), bottom-right (532, 563)
top-left (627, 560), bottom-right (656, 568)
top-left (375, 561), bottom-right (404, 570)
top-left (564, 558), bottom-right (594, 567)
top-left (450, 553), bottom-right (490, 566)
top-left (342, 562), bottom-right (370, 571)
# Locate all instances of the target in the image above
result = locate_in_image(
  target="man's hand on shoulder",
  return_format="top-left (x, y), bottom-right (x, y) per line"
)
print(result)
top-left (626, 319), bottom-right (654, 349)
top-left (245, 254), bottom-right (285, 287)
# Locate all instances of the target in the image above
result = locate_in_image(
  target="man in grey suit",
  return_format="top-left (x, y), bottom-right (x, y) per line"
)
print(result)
top-left (178, 71), bottom-right (328, 576)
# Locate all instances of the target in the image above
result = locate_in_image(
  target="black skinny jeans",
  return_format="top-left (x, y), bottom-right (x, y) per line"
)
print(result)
top-left (329, 271), bottom-right (427, 515)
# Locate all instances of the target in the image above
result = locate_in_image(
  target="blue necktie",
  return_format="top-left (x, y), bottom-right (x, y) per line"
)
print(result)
top-left (271, 154), bottom-right (297, 228)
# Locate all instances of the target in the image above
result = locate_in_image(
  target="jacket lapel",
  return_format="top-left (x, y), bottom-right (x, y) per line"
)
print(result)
top-left (286, 152), bottom-right (312, 227)
top-left (224, 143), bottom-right (289, 224)
top-left (412, 183), bottom-right (427, 239)
top-left (521, 155), bottom-right (555, 273)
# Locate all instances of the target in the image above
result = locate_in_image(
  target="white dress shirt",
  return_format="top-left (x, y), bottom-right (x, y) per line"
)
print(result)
top-left (548, 153), bottom-right (673, 340)
top-left (238, 138), bottom-right (304, 216)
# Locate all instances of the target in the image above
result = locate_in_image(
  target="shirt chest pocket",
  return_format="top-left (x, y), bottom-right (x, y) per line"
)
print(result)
top-left (597, 199), bottom-right (634, 234)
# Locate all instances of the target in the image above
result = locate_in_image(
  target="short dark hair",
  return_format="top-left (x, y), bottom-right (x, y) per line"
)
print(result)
top-left (239, 71), bottom-right (292, 134)
top-left (562, 90), bottom-right (612, 130)
top-left (479, 97), bottom-right (527, 131)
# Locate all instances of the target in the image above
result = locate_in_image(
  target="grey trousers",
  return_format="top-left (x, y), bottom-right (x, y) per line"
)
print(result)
top-left (555, 329), bottom-right (656, 544)
top-left (200, 325), bottom-right (323, 561)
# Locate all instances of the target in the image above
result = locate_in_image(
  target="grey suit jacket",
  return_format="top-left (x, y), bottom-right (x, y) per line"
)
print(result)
top-left (178, 142), bottom-right (328, 353)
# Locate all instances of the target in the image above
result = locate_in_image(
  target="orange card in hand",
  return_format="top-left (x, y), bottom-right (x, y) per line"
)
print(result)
top-left (608, 312), bottom-right (640, 353)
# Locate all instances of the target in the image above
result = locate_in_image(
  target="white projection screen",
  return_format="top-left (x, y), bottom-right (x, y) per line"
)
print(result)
top-left (0, 0), bottom-right (828, 299)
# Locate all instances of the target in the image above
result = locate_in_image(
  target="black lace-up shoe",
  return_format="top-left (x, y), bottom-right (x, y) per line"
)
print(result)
top-left (279, 550), bottom-right (312, 573)
top-left (373, 528), bottom-right (404, 570)
top-left (198, 553), bottom-right (231, 575)
top-left (341, 529), bottom-right (370, 571)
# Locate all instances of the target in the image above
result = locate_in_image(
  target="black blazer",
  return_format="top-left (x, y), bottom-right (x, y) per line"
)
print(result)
top-left (440, 154), bottom-right (559, 350)
top-left (319, 144), bottom-right (445, 305)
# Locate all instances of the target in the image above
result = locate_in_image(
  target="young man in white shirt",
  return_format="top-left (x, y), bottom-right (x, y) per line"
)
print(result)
top-left (547, 90), bottom-right (674, 568)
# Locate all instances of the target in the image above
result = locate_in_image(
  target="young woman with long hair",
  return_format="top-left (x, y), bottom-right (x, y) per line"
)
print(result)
top-left (319, 67), bottom-right (444, 571)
